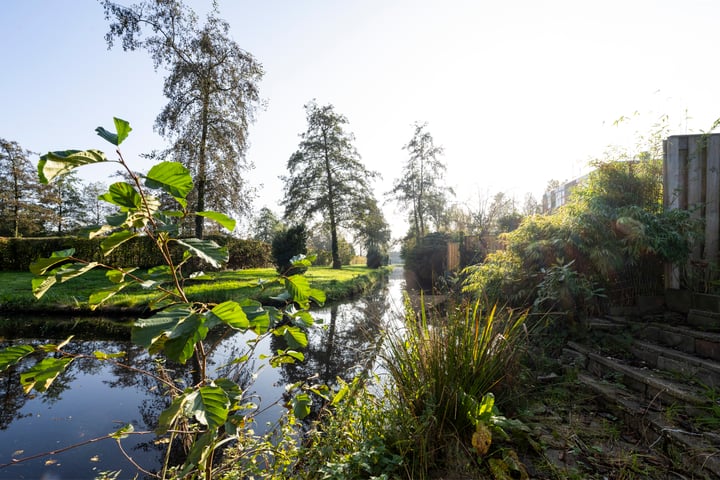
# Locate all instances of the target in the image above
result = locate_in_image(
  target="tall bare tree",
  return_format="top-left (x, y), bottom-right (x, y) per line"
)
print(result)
top-left (102, 0), bottom-right (263, 237)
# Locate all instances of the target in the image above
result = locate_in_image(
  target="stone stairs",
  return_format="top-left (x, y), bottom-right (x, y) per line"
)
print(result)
top-left (562, 309), bottom-right (720, 479)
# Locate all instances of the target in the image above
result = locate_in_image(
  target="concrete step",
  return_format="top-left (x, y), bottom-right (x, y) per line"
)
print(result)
top-left (567, 341), bottom-right (712, 413)
top-left (641, 322), bottom-right (720, 362)
top-left (609, 317), bottom-right (720, 362)
top-left (566, 314), bottom-right (720, 478)
top-left (586, 316), bottom-right (628, 332)
top-left (578, 372), bottom-right (720, 479)
top-left (688, 309), bottom-right (720, 332)
top-left (631, 339), bottom-right (720, 389)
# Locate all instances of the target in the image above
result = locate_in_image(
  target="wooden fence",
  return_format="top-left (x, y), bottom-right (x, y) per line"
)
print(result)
top-left (664, 133), bottom-right (720, 290)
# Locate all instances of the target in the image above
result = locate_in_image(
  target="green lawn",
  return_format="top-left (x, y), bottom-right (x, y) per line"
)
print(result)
top-left (0, 265), bottom-right (392, 314)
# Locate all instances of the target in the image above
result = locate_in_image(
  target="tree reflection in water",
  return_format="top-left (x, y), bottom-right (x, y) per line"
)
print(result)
top-left (274, 278), bottom-right (396, 420)
top-left (0, 273), bottom-right (404, 478)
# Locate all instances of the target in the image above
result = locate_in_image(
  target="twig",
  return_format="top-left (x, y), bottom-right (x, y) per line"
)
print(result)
top-left (0, 430), bottom-right (153, 469)
top-left (115, 437), bottom-right (160, 478)
top-left (649, 428), bottom-right (703, 449)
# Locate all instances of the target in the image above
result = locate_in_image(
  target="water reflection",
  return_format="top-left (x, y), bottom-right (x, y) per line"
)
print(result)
top-left (0, 268), bottom-right (406, 479)
top-left (0, 339), bottom-right (166, 480)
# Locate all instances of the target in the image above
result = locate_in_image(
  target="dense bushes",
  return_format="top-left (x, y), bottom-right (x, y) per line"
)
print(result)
top-left (0, 235), bottom-right (272, 272)
top-left (223, 238), bottom-right (272, 269)
top-left (462, 158), bottom-right (700, 319)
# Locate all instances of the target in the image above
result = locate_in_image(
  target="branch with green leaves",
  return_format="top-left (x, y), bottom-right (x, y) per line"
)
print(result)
top-left (0, 117), bottom-right (327, 478)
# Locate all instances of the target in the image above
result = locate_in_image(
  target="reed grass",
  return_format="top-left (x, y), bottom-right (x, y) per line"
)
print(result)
top-left (379, 296), bottom-right (528, 478)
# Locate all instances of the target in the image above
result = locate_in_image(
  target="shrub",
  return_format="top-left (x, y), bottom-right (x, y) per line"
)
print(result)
top-left (462, 156), bottom-right (700, 316)
top-left (366, 245), bottom-right (387, 269)
top-left (224, 238), bottom-right (272, 269)
top-left (272, 224), bottom-right (308, 274)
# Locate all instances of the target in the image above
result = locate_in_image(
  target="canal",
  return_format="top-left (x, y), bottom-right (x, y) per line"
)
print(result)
top-left (0, 267), bottom-right (407, 479)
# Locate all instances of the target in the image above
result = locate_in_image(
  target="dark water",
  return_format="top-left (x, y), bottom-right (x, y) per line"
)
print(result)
top-left (0, 269), bottom-right (406, 480)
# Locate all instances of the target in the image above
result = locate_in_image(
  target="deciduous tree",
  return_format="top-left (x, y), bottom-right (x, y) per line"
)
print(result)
top-left (40, 171), bottom-right (85, 235)
top-left (102, 0), bottom-right (263, 238)
top-left (80, 181), bottom-right (113, 227)
top-left (351, 196), bottom-right (390, 267)
top-left (281, 101), bottom-right (378, 269)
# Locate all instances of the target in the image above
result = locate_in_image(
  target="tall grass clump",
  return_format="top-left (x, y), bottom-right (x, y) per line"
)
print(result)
top-left (380, 297), bottom-right (528, 478)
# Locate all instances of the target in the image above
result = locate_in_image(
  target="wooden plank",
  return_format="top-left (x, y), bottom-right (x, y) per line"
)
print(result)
top-left (447, 242), bottom-right (460, 272)
top-left (664, 135), bottom-right (683, 210)
top-left (664, 136), bottom-right (683, 288)
top-left (705, 135), bottom-right (720, 266)
top-left (688, 136), bottom-right (704, 262)
top-left (687, 136), bottom-right (703, 213)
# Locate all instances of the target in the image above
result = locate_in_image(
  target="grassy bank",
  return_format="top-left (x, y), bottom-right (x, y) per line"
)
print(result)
top-left (0, 265), bottom-right (392, 315)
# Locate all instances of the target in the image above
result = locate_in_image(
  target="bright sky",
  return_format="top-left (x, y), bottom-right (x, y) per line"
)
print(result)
top-left (2, 0), bottom-right (719, 239)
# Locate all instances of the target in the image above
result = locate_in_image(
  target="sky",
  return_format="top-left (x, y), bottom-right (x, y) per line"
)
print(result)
top-left (2, 0), bottom-right (720, 240)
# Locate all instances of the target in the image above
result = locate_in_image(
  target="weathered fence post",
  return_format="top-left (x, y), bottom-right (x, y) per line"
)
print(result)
top-left (664, 133), bottom-right (720, 291)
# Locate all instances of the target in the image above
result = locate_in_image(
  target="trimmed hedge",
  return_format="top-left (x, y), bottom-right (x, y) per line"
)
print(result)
top-left (0, 236), bottom-right (272, 272)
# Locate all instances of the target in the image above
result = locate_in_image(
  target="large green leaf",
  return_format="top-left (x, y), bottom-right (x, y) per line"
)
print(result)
top-left (285, 274), bottom-right (311, 309)
top-left (29, 248), bottom-right (75, 275)
top-left (53, 262), bottom-right (99, 283)
top-left (281, 275), bottom-right (326, 309)
top-left (95, 117), bottom-right (132, 146)
top-left (309, 287), bottom-right (326, 307)
top-left (206, 301), bottom-right (249, 330)
top-left (291, 392), bottom-right (312, 420)
top-left (174, 238), bottom-right (228, 269)
top-left (196, 211), bottom-right (236, 232)
top-left (132, 306), bottom-right (206, 364)
top-left (31, 275), bottom-right (57, 299)
top-left (214, 378), bottom-right (243, 403)
top-left (88, 282), bottom-right (129, 310)
top-left (276, 325), bottom-right (308, 349)
top-left (101, 230), bottom-right (138, 256)
top-left (132, 305), bottom-right (194, 349)
top-left (20, 357), bottom-right (73, 394)
top-left (186, 385), bottom-right (229, 429)
top-left (163, 313), bottom-right (208, 364)
top-left (290, 309), bottom-right (315, 328)
top-left (98, 182), bottom-right (143, 210)
top-left (156, 392), bottom-right (189, 435)
top-left (0, 345), bottom-right (34, 372)
top-left (181, 431), bottom-right (215, 476)
top-left (145, 161), bottom-right (193, 208)
top-left (239, 299), bottom-right (271, 333)
top-left (38, 149), bottom-right (107, 184)
top-left (106, 212), bottom-right (129, 227)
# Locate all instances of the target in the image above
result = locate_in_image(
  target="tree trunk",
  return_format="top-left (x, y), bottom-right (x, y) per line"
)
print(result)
top-left (323, 130), bottom-right (342, 269)
top-left (195, 91), bottom-right (210, 239)
top-left (12, 167), bottom-right (19, 238)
